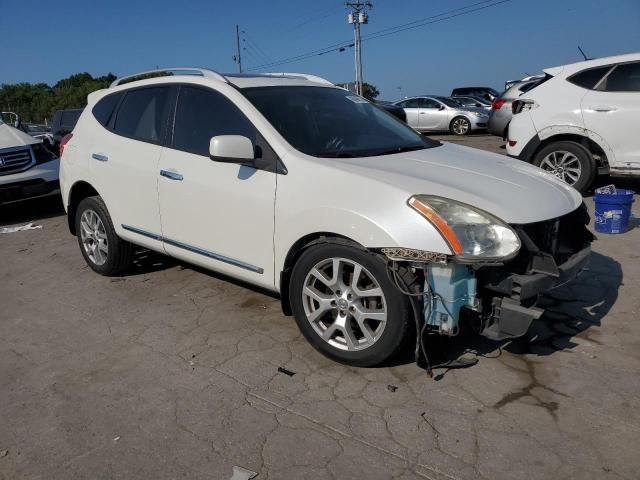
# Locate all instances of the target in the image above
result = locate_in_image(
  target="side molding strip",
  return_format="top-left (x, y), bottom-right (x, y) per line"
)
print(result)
top-left (121, 224), bottom-right (264, 274)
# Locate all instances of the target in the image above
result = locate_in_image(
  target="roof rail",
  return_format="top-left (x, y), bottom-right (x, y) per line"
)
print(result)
top-left (263, 72), bottom-right (334, 86)
top-left (110, 68), bottom-right (228, 88)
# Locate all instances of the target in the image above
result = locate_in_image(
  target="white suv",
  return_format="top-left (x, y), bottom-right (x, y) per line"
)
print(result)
top-left (507, 53), bottom-right (640, 192)
top-left (60, 68), bottom-right (593, 368)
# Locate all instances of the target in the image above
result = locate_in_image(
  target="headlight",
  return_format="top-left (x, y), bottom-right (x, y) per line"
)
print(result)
top-left (408, 195), bottom-right (521, 262)
top-left (471, 111), bottom-right (487, 118)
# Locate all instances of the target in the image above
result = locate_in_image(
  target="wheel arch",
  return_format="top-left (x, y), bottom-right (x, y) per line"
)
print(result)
top-left (525, 128), bottom-right (612, 168)
top-left (450, 114), bottom-right (471, 125)
top-left (279, 232), bottom-right (365, 316)
top-left (67, 180), bottom-right (101, 235)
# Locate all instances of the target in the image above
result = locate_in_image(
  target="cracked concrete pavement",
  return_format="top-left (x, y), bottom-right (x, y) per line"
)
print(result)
top-left (1, 134), bottom-right (639, 479)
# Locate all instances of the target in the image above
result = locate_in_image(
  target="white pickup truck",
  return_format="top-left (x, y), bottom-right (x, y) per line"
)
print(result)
top-left (0, 116), bottom-right (59, 203)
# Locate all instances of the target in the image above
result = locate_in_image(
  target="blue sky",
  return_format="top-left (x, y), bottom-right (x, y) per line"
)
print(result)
top-left (2, 0), bottom-right (639, 99)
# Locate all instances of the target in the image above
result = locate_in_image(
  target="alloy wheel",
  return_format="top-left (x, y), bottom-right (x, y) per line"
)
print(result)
top-left (539, 150), bottom-right (582, 185)
top-left (302, 257), bottom-right (387, 351)
top-left (80, 209), bottom-right (108, 265)
top-left (452, 118), bottom-right (469, 135)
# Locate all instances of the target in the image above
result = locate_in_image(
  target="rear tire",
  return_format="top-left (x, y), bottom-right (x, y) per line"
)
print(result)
top-left (533, 141), bottom-right (595, 193)
top-left (289, 243), bottom-right (411, 367)
top-left (450, 116), bottom-right (471, 136)
top-left (75, 196), bottom-right (134, 276)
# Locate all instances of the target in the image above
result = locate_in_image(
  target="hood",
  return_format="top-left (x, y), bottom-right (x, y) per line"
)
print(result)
top-left (328, 142), bottom-right (582, 224)
top-left (0, 123), bottom-right (40, 149)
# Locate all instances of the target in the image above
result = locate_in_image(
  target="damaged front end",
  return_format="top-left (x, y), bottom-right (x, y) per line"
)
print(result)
top-left (383, 202), bottom-right (594, 342)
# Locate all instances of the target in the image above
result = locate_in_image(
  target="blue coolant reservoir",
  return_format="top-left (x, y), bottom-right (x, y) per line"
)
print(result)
top-left (425, 263), bottom-right (477, 335)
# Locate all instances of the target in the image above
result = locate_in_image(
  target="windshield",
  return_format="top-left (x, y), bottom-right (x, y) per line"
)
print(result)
top-left (469, 96), bottom-right (491, 105)
top-left (26, 124), bottom-right (47, 133)
top-left (435, 97), bottom-right (462, 108)
top-left (454, 97), bottom-right (477, 107)
top-left (243, 86), bottom-right (438, 157)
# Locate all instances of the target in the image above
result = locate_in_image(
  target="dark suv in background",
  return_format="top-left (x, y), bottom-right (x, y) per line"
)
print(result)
top-left (450, 87), bottom-right (500, 102)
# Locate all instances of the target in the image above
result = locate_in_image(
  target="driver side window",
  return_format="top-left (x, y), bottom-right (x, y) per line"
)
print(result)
top-left (419, 98), bottom-right (440, 109)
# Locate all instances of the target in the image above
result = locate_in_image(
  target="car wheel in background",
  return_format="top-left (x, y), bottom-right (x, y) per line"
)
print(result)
top-left (289, 243), bottom-right (411, 367)
top-left (450, 116), bottom-right (471, 136)
top-left (75, 196), bottom-right (134, 276)
top-left (533, 141), bottom-right (595, 193)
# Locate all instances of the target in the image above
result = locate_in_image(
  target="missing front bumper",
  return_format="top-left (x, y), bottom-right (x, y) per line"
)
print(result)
top-left (419, 245), bottom-right (591, 341)
top-left (478, 246), bottom-right (591, 340)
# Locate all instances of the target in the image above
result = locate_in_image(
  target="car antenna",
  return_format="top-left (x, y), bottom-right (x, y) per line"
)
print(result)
top-left (578, 46), bottom-right (591, 61)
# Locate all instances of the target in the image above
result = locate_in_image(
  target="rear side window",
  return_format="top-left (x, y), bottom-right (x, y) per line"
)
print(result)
top-left (172, 86), bottom-right (255, 156)
top-left (92, 92), bottom-right (123, 127)
top-left (599, 62), bottom-right (640, 92)
top-left (568, 66), bottom-right (611, 89)
top-left (113, 87), bottom-right (171, 143)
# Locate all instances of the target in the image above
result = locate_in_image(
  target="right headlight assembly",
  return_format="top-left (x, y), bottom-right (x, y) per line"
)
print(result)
top-left (408, 195), bottom-right (521, 262)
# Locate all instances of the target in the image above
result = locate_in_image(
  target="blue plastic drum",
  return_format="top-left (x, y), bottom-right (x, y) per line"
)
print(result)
top-left (594, 189), bottom-right (635, 234)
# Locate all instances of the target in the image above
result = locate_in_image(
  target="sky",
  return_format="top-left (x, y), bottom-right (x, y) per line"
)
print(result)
top-left (2, 0), bottom-right (639, 100)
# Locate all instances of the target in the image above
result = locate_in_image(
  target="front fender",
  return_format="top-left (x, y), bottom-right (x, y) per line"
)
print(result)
top-left (275, 206), bottom-right (453, 280)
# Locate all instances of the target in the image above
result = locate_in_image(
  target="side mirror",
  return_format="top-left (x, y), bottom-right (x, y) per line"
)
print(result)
top-left (438, 105), bottom-right (445, 111)
top-left (209, 135), bottom-right (255, 163)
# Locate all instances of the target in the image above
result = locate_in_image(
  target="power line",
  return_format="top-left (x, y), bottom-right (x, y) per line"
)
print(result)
top-left (361, 0), bottom-right (496, 39)
top-left (284, 7), bottom-right (343, 34)
top-left (243, 38), bottom-right (270, 65)
top-left (242, 31), bottom-right (273, 64)
top-left (246, 0), bottom-right (511, 71)
top-left (242, 47), bottom-right (262, 67)
top-left (362, 0), bottom-right (512, 42)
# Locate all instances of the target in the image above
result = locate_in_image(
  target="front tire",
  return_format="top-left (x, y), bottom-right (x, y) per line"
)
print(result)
top-left (75, 196), bottom-right (134, 276)
top-left (450, 116), bottom-right (471, 136)
top-left (533, 141), bottom-right (595, 193)
top-left (289, 243), bottom-right (411, 367)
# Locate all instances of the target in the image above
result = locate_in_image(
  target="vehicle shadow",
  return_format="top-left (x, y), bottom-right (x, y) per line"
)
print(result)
top-left (389, 251), bottom-right (622, 374)
top-left (0, 193), bottom-right (65, 226)
top-left (126, 249), bottom-right (180, 276)
top-left (120, 249), bottom-right (281, 300)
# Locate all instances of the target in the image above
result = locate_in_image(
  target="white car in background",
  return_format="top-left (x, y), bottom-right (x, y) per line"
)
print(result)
top-left (507, 52), bottom-right (640, 192)
top-left (0, 116), bottom-right (59, 203)
top-left (60, 68), bottom-right (592, 369)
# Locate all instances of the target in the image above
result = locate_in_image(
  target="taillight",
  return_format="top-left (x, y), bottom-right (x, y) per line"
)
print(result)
top-left (492, 99), bottom-right (506, 110)
top-left (59, 133), bottom-right (73, 155)
top-left (512, 99), bottom-right (537, 115)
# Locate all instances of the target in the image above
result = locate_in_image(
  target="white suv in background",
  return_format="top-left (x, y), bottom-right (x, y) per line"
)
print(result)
top-left (507, 52), bottom-right (640, 192)
top-left (60, 68), bottom-right (593, 368)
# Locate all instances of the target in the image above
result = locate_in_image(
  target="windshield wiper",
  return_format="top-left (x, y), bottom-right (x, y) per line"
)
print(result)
top-left (369, 145), bottom-right (427, 156)
top-left (313, 152), bottom-right (358, 158)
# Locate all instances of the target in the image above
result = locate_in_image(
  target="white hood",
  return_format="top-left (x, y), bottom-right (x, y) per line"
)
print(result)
top-left (330, 142), bottom-right (582, 224)
top-left (0, 123), bottom-right (40, 149)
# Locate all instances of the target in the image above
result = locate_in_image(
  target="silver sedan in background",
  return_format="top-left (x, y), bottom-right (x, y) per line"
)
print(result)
top-left (393, 96), bottom-right (489, 135)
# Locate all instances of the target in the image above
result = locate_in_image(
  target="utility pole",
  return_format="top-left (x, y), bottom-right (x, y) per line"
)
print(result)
top-left (233, 24), bottom-right (242, 73)
top-left (346, 1), bottom-right (372, 96)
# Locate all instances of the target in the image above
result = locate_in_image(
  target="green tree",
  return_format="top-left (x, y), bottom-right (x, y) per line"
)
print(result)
top-left (336, 82), bottom-right (380, 100)
top-left (0, 72), bottom-right (116, 124)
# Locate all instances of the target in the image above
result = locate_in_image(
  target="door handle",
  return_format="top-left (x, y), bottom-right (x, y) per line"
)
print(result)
top-left (160, 170), bottom-right (184, 181)
top-left (419, 112), bottom-right (426, 114)
top-left (589, 106), bottom-right (616, 112)
top-left (91, 153), bottom-right (108, 162)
